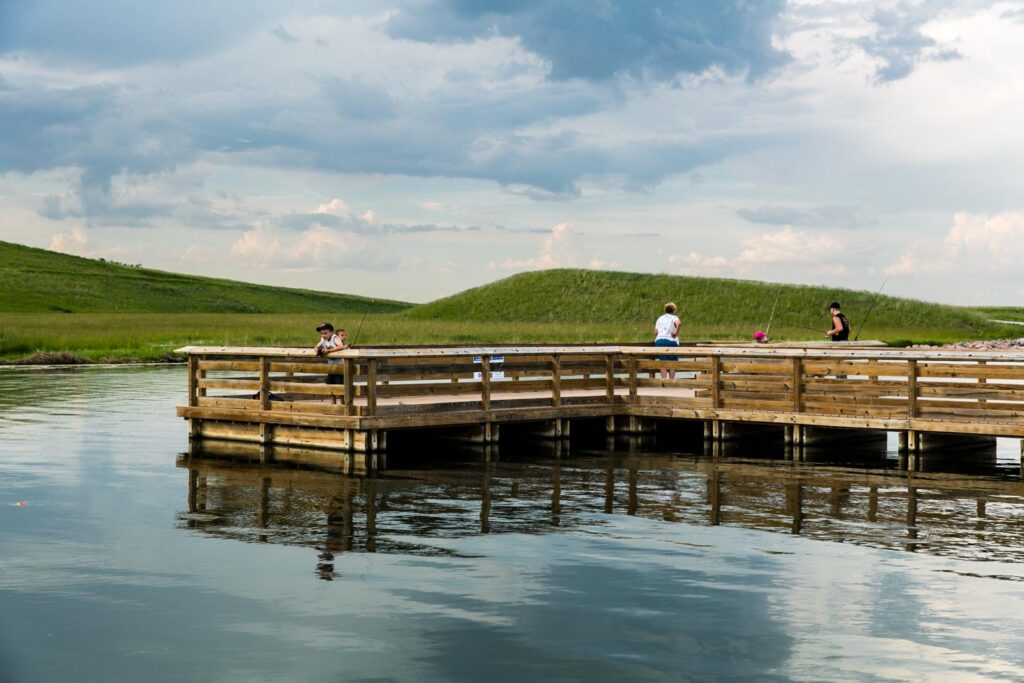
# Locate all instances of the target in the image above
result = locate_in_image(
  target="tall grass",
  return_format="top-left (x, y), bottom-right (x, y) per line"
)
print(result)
top-left (405, 269), bottom-right (1017, 340)
top-left (0, 240), bottom-right (410, 314)
top-left (2, 243), bottom-right (1020, 362)
top-left (1, 312), bottom-right (1019, 362)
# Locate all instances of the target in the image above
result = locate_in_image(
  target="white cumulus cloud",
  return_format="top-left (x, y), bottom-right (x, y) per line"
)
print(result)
top-left (735, 228), bottom-right (847, 265)
top-left (886, 211), bottom-right (1024, 277)
top-left (230, 223), bottom-right (395, 271)
top-left (316, 198), bottom-right (350, 218)
top-left (48, 226), bottom-right (89, 255)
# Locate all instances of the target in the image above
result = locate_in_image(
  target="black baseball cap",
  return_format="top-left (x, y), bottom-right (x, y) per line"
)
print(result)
top-left (315, 322), bottom-right (334, 332)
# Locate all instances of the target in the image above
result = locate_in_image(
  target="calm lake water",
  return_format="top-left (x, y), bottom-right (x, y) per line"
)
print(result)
top-left (3, 366), bottom-right (1024, 682)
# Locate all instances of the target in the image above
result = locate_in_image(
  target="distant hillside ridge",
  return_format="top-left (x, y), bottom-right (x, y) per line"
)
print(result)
top-left (404, 269), bottom-right (1014, 340)
top-left (0, 240), bottom-right (410, 313)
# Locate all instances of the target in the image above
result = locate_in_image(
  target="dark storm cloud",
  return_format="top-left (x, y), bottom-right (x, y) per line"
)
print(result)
top-left (386, 0), bottom-right (790, 82)
top-left (0, 0), bottom-right (777, 227)
top-left (0, 79), bottom-right (118, 174)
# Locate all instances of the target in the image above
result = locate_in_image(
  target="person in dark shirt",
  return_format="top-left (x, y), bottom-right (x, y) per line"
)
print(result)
top-left (826, 302), bottom-right (850, 342)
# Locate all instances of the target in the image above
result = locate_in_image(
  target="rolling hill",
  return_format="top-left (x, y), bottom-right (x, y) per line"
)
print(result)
top-left (404, 269), bottom-right (1017, 342)
top-left (1, 242), bottom-right (1019, 361)
top-left (0, 240), bottom-right (410, 314)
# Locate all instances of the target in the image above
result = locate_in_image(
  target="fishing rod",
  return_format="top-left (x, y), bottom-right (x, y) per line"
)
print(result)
top-left (350, 298), bottom-right (375, 347)
top-left (762, 288), bottom-right (782, 340)
top-left (781, 322), bottom-right (827, 334)
top-left (853, 279), bottom-right (886, 341)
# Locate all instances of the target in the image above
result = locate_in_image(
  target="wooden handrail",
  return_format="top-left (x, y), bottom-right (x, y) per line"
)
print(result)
top-left (177, 344), bottom-right (1024, 363)
top-left (179, 344), bottom-right (1024, 434)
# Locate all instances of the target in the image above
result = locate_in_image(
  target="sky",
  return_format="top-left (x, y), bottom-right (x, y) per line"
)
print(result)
top-left (2, 0), bottom-right (1024, 305)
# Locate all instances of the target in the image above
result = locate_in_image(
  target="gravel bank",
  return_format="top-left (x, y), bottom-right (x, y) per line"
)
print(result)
top-left (912, 338), bottom-right (1024, 351)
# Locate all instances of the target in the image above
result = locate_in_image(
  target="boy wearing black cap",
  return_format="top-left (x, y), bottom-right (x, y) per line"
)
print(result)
top-left (314, 323), bottom-right (348, 403)
top-left (825, 302), bottom-right (850, 342)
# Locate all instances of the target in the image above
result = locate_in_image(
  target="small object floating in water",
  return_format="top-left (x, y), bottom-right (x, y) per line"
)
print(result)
top-left (15, 500), bottom-right (29, 507)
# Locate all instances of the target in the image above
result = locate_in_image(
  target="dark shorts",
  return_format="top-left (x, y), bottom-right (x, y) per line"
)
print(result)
top-left (655, 338), bottom-right (679, 361)
top-left (326, 372), bottom-right (344, 385)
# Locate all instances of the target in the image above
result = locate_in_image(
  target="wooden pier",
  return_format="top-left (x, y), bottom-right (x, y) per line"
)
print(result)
top-left (176, 343), bottom-right (1024, 465)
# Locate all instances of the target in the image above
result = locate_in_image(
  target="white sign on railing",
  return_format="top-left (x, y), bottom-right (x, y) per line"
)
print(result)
top-left (473, 355), bottom-right (505, 380)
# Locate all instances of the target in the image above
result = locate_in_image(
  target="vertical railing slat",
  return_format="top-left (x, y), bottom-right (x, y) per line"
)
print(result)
top-left (344, 358), bottom-right (355, 416)
top-left (907, 359), bottom-right (918, 418)
top-left (481, 355), bottom-right (491, 411)
top-left (188, 355), bottom-right (198, 407)
top-left (791, 356), bottom-right (802, 414)
top-left (605, 354), bottom-right (615, 404)
top-left (711, 354), bottom-right (721, 409)
top-left (259, 356), bottom-right (270, 411)
top-left (628, 355), bottom-right (638, 401)
top-left (366, 359), bottom-right (378, 416)
top-left (551, 354), bottom-right (562, 407)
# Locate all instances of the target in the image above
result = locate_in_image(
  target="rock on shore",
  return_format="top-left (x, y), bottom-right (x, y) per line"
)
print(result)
top-left (912, 338), bottom-right (1024, 351)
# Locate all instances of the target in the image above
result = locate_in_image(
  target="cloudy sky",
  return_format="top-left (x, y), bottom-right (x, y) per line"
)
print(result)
top-left (2, 0), bottom-right (1023, 304)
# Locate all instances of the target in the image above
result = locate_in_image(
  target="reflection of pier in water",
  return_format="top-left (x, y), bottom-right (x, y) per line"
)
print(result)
top-left (178, 439), bottom-right (1024, 578)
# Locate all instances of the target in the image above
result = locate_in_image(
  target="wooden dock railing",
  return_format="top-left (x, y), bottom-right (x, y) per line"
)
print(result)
top-left (176, 344), bottom-right (1024, 448)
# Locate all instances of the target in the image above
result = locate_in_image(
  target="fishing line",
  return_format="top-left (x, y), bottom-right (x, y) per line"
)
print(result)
top-left (854, 279), bottom-right (886, 341)
top-left (762, 288), bottom-right (782, 340)
top-left (351, 298), bottom-right (375, 347)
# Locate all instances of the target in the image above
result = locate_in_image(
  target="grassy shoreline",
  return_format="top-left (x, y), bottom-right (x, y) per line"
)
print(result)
top-left (3, 312), bottom-right (1022, 364)
top-left (5, 244), bottom-right (1021, 363)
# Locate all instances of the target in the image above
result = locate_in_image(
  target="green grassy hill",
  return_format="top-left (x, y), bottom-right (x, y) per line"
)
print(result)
top-left (1, 245), bottom-right (1018, 362)
top-left (0, 240), bottom-right (410, 313)
top-left (405, 269), bottom-right (1018, 343)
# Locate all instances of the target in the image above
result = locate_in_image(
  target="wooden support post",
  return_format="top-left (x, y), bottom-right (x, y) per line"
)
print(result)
top-left (628, 356), bottom-right (638, 401)
top-left (188, 355), bottom-right (199, 407)
top-left (480, 355), bottom-right (491, 411)
top-left (605, 354), bottom-right (616, 404)
top-left (703, 420), bottom-right (713, 441)
top-left (551, 354), bottom-right (562, 407)
top-left (343, 358), bottom-right (355, 416)
top-left (188, 355), bottom-right (200, 437)
top-left (899, 431), bottom-right (922, 455)
top-left (710, 355), bottom-right (721, 410)
top-left (259, 356), bottom-right (271, 411)
top-left (907, 359), bottom-right (918, 419)
top-left (978, 360), bottom-right (988, 408)
top-left (366, 359), bottom-right (378, 416)
top-left (791, 357), bottom-right (802, 414)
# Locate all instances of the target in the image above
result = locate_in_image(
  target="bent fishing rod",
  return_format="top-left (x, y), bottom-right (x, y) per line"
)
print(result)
top-left (350, 298), bottom-right (375, 347)
top-left (853, 278), bottom-right (886, 341)
top-left (762, 288), bottom-right (782, 339)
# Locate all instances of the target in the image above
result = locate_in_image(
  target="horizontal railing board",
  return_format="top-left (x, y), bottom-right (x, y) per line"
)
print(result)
top-left (180, 344), bottom-right (1024, 441)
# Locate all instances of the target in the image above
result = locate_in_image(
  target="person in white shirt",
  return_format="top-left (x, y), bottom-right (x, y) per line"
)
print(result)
top-left (653, 302), bottom-right (681, 379)
top-left (314, 322), bottom-right (349, 404)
